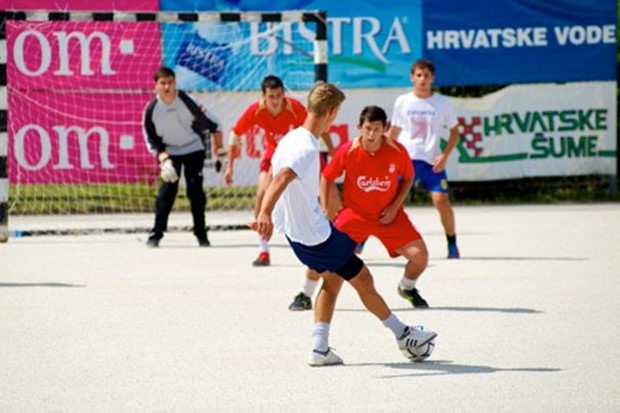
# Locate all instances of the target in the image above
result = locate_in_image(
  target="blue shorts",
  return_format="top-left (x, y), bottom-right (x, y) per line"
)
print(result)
top-left (413, 160), bottom-right (449, 193)
top-left (287, 226), bottom-right (363, 281)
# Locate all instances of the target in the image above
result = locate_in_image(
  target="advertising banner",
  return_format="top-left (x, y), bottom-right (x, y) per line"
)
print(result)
top-left (449, 81), bottom-right (617, 180)
top-left (423, 0), bottom-right (617, 85)
top-left (160, 0), bottom-right (616, 88)
top-left (7, 21), bottom-right (161, 90)
top-left (161, 21), bottom-right (315, 92)
top-left (8, 90), bottom-right (155, 184)
top-left (0, 0), bottom-right (158, 11)
top-left (203, 81), bottom-right (616, 186)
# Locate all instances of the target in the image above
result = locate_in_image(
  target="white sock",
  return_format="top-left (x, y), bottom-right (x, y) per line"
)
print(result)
top-left (399, 276), bottom-right (417, 291)
top-left (382, 313), bottom-right (408, 339)
top-left (312, 322), bottom-right (330, 352)
top-left (258, 237), bottom-right (269, 253)
top-left (301, 279), bottom-right (319, 298)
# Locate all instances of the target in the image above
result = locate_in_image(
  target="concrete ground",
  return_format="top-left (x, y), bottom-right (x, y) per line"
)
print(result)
top-left (1, 203), bottom-right (619, 412)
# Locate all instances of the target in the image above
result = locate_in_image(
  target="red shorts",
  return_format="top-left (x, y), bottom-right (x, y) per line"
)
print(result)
top-left (334, 207), bottom-right (422, 258)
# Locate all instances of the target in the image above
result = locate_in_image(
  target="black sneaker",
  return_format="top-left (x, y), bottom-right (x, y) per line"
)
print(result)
top-left (146, 234), bottom-right (160, 248)
top-left (397, 286), bottom-right (429, 308)
top-left (197, 235), bottom-right (211, 247)
top-left (288, 292), bottom-right (312, 311)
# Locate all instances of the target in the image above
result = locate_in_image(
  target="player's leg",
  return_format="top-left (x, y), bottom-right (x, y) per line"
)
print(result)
top-left (340, 258), bottom-right (437, 357)
top-left (379, 210), bottom-right (430, 307)
top-left (430, 190), bottom-right (459, 258)
top-left (326, 228), bottom-right (436, 356)
top-left (183, 151), bottom-right (209, 246)
top-left (416, 160), bottom-right (460, 259)
top-left (252, 167), bottom-right (272, 266)
top-left (309, 271), bottom-right (345, 366)
top-left (148, 160), bottom-right (181, 247)
top-left (395, 238), bottom-right (429, 307)
top-left (289, 268), bottom-right (321, 311)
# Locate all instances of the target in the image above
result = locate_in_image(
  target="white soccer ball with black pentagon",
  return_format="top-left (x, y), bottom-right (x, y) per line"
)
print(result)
top-left (400, 325), bottom-right (435, 362)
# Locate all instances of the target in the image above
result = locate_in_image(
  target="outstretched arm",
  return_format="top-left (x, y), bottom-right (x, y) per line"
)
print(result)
top-left (250, 167), bottom-right (297, 241)
top-left (224, 131), bottom-right (241, 185)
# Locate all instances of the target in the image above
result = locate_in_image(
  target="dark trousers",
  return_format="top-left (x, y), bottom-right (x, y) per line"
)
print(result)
top-left (151, 150), bottom-right (207, 239)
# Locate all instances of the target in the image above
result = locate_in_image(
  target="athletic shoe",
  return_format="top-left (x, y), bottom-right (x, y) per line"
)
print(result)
top-left (288, 292), bottom-right (312, 311)
top-left (146, 234), bottom-right (160, 248)
top-left (447, 243), bottom-right (460, 259)
top-left (397, 326), bottom-right (437, 352)
top-left (398, 286), bottom-right (429, 308)
top-left (308, 348), bottom-right (343, 367)
top-left (252, 251), bottom-right (270, 266)
top-left (197, 235), bottom-right (211, 247)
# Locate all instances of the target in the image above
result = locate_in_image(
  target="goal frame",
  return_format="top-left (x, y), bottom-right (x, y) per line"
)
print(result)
top-left (0, 9), bottom-right (328, 241)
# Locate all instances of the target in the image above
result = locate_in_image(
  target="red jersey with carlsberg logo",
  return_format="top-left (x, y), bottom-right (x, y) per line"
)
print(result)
top-left (323, 137), bottom-right (414, 221)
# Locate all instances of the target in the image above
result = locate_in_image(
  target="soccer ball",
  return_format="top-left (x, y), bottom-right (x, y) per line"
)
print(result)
top-left (400, 326), bottom-right (436, 362)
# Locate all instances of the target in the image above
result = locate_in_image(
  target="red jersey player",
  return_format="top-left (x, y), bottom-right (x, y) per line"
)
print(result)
top-left (289, 105), bottom-right (432, 310)
top-left (224, 76), bottom-right (307, 266)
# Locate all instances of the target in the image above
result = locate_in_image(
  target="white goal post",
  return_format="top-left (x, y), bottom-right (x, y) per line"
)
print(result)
top-left (0, 9), bottom-right (327, 240)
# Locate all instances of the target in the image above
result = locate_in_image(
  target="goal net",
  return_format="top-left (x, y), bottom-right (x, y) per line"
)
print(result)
top-left (0, 10), bottom-right (327, 238)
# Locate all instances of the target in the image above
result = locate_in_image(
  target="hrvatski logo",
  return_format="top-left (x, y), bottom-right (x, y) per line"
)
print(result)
top-left (458, 116), bottom-right (483, 156)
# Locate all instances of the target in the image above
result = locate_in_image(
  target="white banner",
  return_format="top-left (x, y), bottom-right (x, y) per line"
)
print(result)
top-left (202, 81), bottom-right (617, 186)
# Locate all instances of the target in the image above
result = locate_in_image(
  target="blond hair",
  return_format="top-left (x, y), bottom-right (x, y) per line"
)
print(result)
top-left (307, 81), bottom-right (346, 116)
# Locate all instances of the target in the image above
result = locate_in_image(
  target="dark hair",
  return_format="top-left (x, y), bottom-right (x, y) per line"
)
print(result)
top-left (261, 75), bottom-right (284, 93)
top-left (410, 58), bottom-right (435, 75)
top-left (358, 105), bottom-right (387, 127)
top-left (154, 66), bottom-right (175, 82)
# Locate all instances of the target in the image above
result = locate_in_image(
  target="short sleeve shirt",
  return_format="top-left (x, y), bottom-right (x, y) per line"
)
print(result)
top-left (271, 127), bottom-right (331, 246)
top-left (232, 97), bottom-right (307, 161)
top-left (323, 137), bottom-right (413, 221)
top-left (391, 92), bottom-right (457, 163)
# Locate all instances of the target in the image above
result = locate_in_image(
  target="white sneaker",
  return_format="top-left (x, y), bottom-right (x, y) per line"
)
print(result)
top-left (308, 348), bottom-right (344, 367)
top-left (397, 325), bottom-right (437, 351)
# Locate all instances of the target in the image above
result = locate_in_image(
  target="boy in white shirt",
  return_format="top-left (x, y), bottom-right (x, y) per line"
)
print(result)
top-left (251, 81), bottom-right (437, 366)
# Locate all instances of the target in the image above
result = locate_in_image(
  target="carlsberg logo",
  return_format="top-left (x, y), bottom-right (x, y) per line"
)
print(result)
top-left (357, 176), bottom-right (391, 192)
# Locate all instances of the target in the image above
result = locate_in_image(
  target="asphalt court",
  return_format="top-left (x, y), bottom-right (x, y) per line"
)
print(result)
top-left (1, 204), bottom-right (619, 412)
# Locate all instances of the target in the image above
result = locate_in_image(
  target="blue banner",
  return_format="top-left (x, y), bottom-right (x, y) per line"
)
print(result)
top-left (423, 0), bottom-right (617, 85)
top-left (159, 0), bottom-right (617, 87)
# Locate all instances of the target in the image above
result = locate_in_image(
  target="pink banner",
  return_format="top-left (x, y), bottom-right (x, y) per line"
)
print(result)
top-left (0, 0), bottom-right (158, 11)
top-left (8, 90), bottom-right (158, 184)
top-left (7, 21), bottom-right (162, 90)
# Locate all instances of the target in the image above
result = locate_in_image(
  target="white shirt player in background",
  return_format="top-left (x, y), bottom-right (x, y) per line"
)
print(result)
top-left (251, 81), bottom-right (437, 366)
top-left (388, 58), bottom-right (461, 259)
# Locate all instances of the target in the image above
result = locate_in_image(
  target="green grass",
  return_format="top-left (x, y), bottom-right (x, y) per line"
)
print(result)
top-left (9, 184), bottom-right (256, 215)
top-left (8, 175), bottom-right (617, 216)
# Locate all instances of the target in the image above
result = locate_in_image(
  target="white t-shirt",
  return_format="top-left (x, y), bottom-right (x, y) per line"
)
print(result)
top-left (271, 127), bottom-right (331, 246)
top-left (391, 92), bottom-right (457, 163)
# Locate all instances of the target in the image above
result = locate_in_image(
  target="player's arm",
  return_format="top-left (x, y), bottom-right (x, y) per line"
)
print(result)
top-left (319, 175), bottom-right (337, 216)
top-left (379, 177), bottom-right (413, 225)
top-left (320, 132), bottom-right (336, 156)
top-left (142, 100), bottom-right (166, 157)
top-left (224, 131), bottom-right (241, 185)
top-left (387, 124), bottom-right (401, 140)
top-left (251, 167), bottom-right (297, 241)
top-left (432, 125), bottom-right (459, 173)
